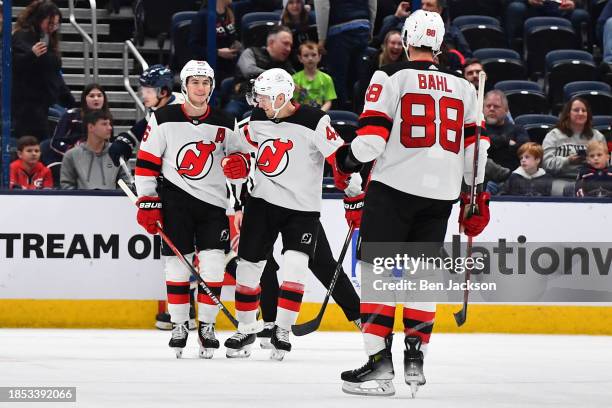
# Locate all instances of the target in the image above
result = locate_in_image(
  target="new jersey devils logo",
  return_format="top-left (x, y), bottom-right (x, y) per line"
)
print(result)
top-left (257, 139), bottom-right (294, 177)
top-left (176, 141), bottom-right (216, 180)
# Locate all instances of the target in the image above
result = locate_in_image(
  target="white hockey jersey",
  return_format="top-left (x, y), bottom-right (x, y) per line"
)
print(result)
top-left (135, 104), bottom-right (237, 209)
top-left (235, 104), bottom-right (343, 212)
top-left (352, 60), bottom-right (490, 200)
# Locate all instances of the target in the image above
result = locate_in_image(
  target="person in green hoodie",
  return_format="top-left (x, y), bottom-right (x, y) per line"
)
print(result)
top-left (60, 110), bottom-right (128, 190)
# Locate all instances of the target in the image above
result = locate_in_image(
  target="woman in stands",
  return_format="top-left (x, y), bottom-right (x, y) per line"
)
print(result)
top-left (189, 0), bottom-right (241, 84)
top-left (542, 97), bottom-right (606, 181)
top-left (41, 83), bottom-right (111, 185)
top-left (281, 0), bottom-right (315, 68)
top-left (12, 0), bottom-right (73, 140)
top-left (356, 30), bottom-right (406, 113)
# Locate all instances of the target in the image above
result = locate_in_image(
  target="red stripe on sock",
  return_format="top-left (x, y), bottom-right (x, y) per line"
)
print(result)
top-left (278, 298), bottom-right (302, 312)
top-left (361, 303), bottom-right (396, 317)
top-left (362, 322), bottom-right (393, 338)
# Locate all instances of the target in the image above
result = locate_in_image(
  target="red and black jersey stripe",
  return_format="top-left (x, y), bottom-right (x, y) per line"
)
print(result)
top-left (463, 123), bottom-right (490, 148)
top-left (136, 150), bottom-right (162, 177)
top-left (403, 308), bottom-right (435, 344)
top-left (357, 110), bottom-right (393, 141)
top-left (278, 282), bottom-right (305, 312)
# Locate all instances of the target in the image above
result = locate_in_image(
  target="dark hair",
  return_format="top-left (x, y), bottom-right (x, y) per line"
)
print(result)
top-left (380, 30), bottom-right (406, 66)
top-left (80, 83), bottom-right (110, 115)
top-left (281, 0), bottom-right (309, 32)
top-left (556, 96), bottom-right (593, 139)
top-left (462, 58), bottom-right (482, 74)
top-left (17, 135), bottom-right (40, 151)
top-left (14, 0), bottom-right (62, 54)
top-left (83, 110), bottom-right (113, 128)
top-left (267, 25), bottom-right (293, 42)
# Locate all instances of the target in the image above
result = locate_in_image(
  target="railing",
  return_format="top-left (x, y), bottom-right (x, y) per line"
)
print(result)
top-left (67, 0), bottom-right (98, 83)
top-left (123, 40), bottom-right (148, 120)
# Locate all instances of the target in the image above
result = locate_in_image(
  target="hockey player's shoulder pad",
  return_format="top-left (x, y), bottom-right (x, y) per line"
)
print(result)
top-left (153, 104), bottom-right (184, 125)
top-left (206, 107), bottom-right (236, 130)
top-left (283, 104), bottom-right (326, 131)
top-left (249, 107), bottom-right (267, 122)
top-left (380, 60), bottom-right (462, 79)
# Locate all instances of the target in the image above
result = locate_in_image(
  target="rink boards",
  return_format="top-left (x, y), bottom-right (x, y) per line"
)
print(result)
top-left (1, 192), bottom-right (611, 334)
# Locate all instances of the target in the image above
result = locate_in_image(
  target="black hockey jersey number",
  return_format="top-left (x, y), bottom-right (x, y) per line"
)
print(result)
top-left (400, 94), bottom-right (464, 154)
top-left (176, 141), bottom-right (216, 180)
top-left (257, 139), bottom-right (294, 177)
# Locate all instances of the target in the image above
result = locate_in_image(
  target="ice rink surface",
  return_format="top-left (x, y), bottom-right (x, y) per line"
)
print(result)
top-left (1, 329), bottom-right (611, 408)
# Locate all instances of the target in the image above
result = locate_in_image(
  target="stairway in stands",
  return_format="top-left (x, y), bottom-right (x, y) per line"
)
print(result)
top-left (11, 0), bottom-right (143, 135)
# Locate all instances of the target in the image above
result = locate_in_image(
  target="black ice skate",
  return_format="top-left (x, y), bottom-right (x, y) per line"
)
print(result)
top-left (269, 325), bottom-right (291, 361)
top-left (341, 335), bottom-right (395, 397)
top-left (155, 312), bottom-right (172, 331)
top-left (258, 322), bottom-right (275, 349)
top-left (224, 331), bottom-right (256, 358)
top-left (404, 336), bottom-right (426, 398)
top-left (198, 322), bottom-right (219, 359)
top-left (168, 321), bottom-right (188, 358)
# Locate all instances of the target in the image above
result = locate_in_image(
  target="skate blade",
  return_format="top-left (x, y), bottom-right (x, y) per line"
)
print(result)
top-left (173, 348), bottom-right (184, 359)
top-left (341, 380), bottom-right (395, 397)
top-left (259, 338), bottom-right (273, 349)
top-left (225, 346), bottom-right (251, 358)
top-left (199, 347), bottom-right (215, 359)
top-left (270, 349), bottom-right (287, 361)
top-left (408, 381), bottom-right (418, 398)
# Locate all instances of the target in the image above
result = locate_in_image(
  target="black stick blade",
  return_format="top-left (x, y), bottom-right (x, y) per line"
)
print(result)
top-left (453, 305), bottom-right (467, 327)
top-left (291, 318), bottom-right (321, 336)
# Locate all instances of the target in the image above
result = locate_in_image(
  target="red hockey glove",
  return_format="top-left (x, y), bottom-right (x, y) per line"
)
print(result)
top-left (333, 167), bottom-right (351, 191)
top-left (458, 191), bottom-right (490, 237)
top-left (222, 153), bottom-right (250, 179)
top-left (344, 192), bottom-right (365, 228)
top-left (136, 196), bottom-right (162, 234)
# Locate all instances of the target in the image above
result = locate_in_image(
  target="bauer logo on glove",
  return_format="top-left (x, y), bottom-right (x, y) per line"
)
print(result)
top-left (138, 201), bottom-right (162, 209)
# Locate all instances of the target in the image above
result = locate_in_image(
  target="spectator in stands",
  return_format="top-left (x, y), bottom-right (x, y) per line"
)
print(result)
top-left (505, 0), bottom-right (590, 47)
top-left (356, 30), bottom-right (406, 112)
top-left (60, 110), bottom-right (128, 190)
top-left (500, 142), bottom-right (552, 196)
top-left (281, 0), bottom-right (316, 67)
top-left (292, 41), bottom-right (336, 110)
top-left (542, 97), bottom-right (606, 180)
top-left (189, 0), bottom-right (242, 84)
top-left (12, 0), bottom-right (74, 140)
top-left (374, 0), bottom-right (472, 60)
top-left (484, 90), bottom-right (530, 171)
top-left (314, 0), bottom-right (377, 109)
top-left (575, 140), bottom-right (612, 197)
top-left (463, 59), bottom-right (484, 90)
top-left (225, 25), bottom-right (295, 119)
top-left (9, 136), bottom-right (53, 190)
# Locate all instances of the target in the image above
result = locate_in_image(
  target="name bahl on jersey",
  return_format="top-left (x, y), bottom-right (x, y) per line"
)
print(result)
top-left (135, 104), bottom-right (237, 209)
top-left (237, 104), bottom-right (344, 212)
top-left (353, 60), bottom-right (490, 199)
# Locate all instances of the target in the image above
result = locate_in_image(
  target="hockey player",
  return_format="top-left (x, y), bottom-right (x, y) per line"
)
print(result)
top-left (335, 10), bottom-right (491, 397)
top-left (134, 60), bottom-right (236, 359)
top-left (221, 68), bottom-right (347, 360)
top-left (109, 64), bottom-right (184, 167)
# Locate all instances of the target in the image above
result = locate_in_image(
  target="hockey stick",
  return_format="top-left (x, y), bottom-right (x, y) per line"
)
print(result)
top-left (119, 157), bottom-right (135, 187)
top-left (291, 223), bottom-right (356, 336)
top-left (454, 70), bottom-right (487, 327)
top-left (118, 179), bottom-right (239, 328)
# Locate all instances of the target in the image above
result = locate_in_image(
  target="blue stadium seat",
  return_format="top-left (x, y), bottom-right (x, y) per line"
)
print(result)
top-left (453, 15), bottom-right (506, 51)
top-left (592, 115), bottom-right (612, 138)
top-left (241, 12), bottom-right (282, 47)
top-left (218, 77), bottom-right (235, 107)
top-left (514, 114), bottom-right (559, 144)
top-left (563, 81), bottom-right (612, 116)
top-left (545, 50), bottom-right (596, 111)
top-left (473, 48), bottom-right (526, 87)
top-left (524, 17), bottom-right (578, 76)
top-left (169, 11), bottom-right (197, 71)
top-left (495, 81), bottom-right (549, 117)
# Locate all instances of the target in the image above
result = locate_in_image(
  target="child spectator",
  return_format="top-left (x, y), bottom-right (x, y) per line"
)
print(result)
top-left (292, 41), bottom-right (336, 111)
top-left (501, 142), bottom-right (552, 196)
top-left (9, 136), bottom-right (53, 190)
top-left (575, 140), bottom-right (612, 197)
top-left (60, 110), bottom-right (128, 190)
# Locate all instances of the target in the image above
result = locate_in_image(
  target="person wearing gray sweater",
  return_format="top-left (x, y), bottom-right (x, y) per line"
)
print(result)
top-left (542, 97), bottom-right (606, 179)
top-left (60, 110), bottom-right (128, 189)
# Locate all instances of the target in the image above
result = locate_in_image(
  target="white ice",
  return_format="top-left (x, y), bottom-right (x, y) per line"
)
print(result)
top-left (1, 329), bottom-right (611, 408)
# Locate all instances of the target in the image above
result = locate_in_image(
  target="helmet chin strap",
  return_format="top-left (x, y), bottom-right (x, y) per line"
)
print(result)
top-left (182, 88), bottom-right (208, 112)
top-left (270, 94), bottom-right (290, 119)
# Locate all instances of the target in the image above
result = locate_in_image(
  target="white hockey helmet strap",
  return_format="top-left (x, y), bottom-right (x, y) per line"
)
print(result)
top-left (252, 68), bottom-right (295, 119)
top-left (402, 9), bottom-right (445, 54)
top-left (180, 60), bottom-right (215, 107)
